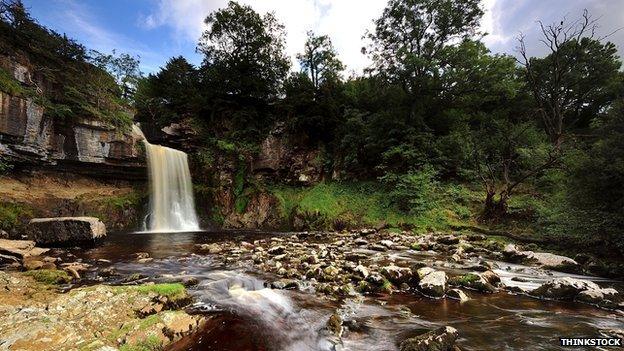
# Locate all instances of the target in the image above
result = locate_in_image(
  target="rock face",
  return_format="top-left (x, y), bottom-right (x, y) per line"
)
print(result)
top-left (399, 326), bottom-right (459, 351)
top-left (252, 122), bottom-right (323, 185)
top-left (27, 217), bottom-right (106, 245)
top-left (0, 55), bottom-right (144, 179)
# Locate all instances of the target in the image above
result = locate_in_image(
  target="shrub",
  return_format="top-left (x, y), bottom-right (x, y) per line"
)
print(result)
top-left (380, 165), bottom-right (438, 215)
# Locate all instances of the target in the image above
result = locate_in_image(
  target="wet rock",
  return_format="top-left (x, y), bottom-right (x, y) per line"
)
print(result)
top-left (399, 326), bottom-right (459, 351)
top-left (327, 313), bottom-right (343, 337)
top-left (345, 252), bottom-right (368, 262)
top-left (480, 270), bottom-right (501, 286)
top-left (359, 228), bottom-right (376, 236)
top-left (0, 230), bottom-right (8, 239)
top-left (529, 252), bottom-right (580, 273)
top-left (450, 273), bottom-right (497, 293)
top-left (354, 238), bottom-right (368, 246)
top-left (381, 265), bottom-right (412, 285)
top-left (134, 252), bottom-right (150, 260)
top-left (416, 267), bottom-right (435, 280)
top-left (379, 240), bottom-right (395, 248)
top-left (370, 244), bottom-right (387, 252)
top-left (437, 235), bottom-right (459, 245)
top-left (197, 243), bottom-right (223, 254)
top-left (354, 265), bottom-right (370, 279)
top-left (530, 277), bottom-right (601, 300)
top-left (270, 279), bottom-right (300, 290)
top-left (0, 239), bottom-right (49, 260)
top-left (27, 217), bottom-right (106, 245)
top-left (418, 271), bottom-right (447, 297)
top-left (502, 244), bottom-right (530, 262)
top-left (447, 288), bottom-right (470, 302)
top-left (268, 245), bottom-right (286, 255)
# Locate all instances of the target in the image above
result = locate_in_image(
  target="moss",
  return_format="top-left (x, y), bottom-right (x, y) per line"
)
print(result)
top-left (381, 279), bottom-right (393, 293)
top-left (119, 335), bottom-right (163, 351)
top-left (138, 314), bottom-right (162, 330)
top-left (450, 273), bottom-right (481, 286)
top-left (410, 243), bottom-right (422, 250)
top-left (135, 283), bottom-right (185, 298)
top-left (24, 269), bottom-right (71, 285)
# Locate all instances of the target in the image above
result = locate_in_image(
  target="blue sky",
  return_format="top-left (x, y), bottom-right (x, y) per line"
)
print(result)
top-left (22, 0), bottom-right (624, 75)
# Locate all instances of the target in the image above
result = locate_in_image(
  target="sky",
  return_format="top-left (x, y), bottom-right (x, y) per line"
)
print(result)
top-left (21, 0), bottom-right (624, 75)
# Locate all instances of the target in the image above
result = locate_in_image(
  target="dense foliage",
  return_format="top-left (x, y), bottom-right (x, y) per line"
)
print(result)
top-left (133, 0), bottom-right (623, 253)
top-left (1, 0), bottom-right (621, 254)
top-left (0, 0), bottom-right (139, 128)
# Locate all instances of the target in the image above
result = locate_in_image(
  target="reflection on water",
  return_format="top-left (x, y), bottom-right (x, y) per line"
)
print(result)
top-left (69, 232), bottom-right (624, 351)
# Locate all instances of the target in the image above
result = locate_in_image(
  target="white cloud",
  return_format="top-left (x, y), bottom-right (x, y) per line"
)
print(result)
top-left (141, 0), bottom-right (386, 73)
top-left (54, 0), bottom-right (165, 72)
top-left (141, 0), bottom-right (624, 72)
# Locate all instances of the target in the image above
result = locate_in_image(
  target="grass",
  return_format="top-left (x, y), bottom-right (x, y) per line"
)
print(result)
top-left (119, 335), bottom-right (162, 351)
top-left (271, 181), bottom-right (483, 232)
top-left (0, 202), bottom-right (33, 231)
top-left (24, 269), bottom-right (71, 284)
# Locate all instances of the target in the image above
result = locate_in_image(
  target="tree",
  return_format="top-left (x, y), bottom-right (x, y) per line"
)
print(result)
top-left (518, 10), bottom-right (623, 149)
top-left (367, 0), bottom-right (483, 98)
top-left (565, 99), bottom-right (624, 253)
top-left (89, 49), bottom-right (142, 100)
top-left (134, 56), bottom-right (200, 126)
top-left (198, 1), bottom-right (290, 102)
top-left (297, 31), bottom-right (344, 90)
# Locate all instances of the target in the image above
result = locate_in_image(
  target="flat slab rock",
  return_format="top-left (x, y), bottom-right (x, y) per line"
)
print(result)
top-left (28, 217), bottom-right (106, 245)
top-left (0, 238), bottom-right (49, 259)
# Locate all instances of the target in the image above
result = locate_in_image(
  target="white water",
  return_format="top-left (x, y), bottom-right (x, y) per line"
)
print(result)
top-left (133, 125), bottom-right (200, 232)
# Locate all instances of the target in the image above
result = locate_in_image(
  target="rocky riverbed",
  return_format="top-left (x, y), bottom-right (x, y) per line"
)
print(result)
top-left (0, 229), bottom-right (623, 350)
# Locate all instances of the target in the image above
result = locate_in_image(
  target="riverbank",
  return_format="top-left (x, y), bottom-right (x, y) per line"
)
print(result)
top-left (0, 229), bottom-right (622, 350)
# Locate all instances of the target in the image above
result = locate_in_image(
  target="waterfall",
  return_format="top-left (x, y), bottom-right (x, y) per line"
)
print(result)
top-left (133, 125), bottom-right (200, 232)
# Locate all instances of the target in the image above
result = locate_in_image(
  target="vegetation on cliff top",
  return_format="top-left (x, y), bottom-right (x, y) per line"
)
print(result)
top-left (0, 0), bottom-right (140, 128)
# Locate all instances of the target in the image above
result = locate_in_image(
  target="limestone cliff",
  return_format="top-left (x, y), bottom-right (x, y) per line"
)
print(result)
top-left (0, 55), bottom-right (145, 179)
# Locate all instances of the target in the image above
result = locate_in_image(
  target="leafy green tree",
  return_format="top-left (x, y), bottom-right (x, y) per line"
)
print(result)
top-left (518, 10), bottom-right (623, 148)
top-left (198, 1), bottom-right (290, 102)
top-left (297, 31), bottom-right (344, 89)
top-left (367, 0), bottom-right (482, 97)
top-left (89, 50), bottom-right (142, 100)
top-left (135, 56), bottom-right (200, 126)
top-left (565, 99), bottom-right (624, 253)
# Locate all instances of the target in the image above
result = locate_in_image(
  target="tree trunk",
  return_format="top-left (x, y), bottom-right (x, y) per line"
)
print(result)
top-left (481, 191), bottom-right (508, 221)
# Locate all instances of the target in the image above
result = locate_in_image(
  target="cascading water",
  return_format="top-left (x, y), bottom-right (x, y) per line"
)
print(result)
top-left (133, 125), bottom-right (200, 232)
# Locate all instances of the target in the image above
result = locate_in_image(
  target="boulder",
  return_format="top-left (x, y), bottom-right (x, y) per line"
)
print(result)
top-left (447, 288), bottom-right (470, 302)
top-left (502, 244), bottom-right (533, 263)
top-left (529, 252), bottom-right (580, 273)
top-left (530, 277), bottom-right (601, 300)
top-left (450, 273), bottom-right (497, 293)
top-left (381, 265), bottom-right (412, 285)
top-left (418, 271), bottom-right (447, 297)
top-left (28, 217), bottom-right (106, 245)
top-left (416, 267), bottom-right (435, 280)
top-left (399, 326), bottom-right (459, 351)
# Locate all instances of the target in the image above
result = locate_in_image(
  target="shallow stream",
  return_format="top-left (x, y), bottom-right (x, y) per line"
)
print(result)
top-left (64, 231), bottom-right (623, 351)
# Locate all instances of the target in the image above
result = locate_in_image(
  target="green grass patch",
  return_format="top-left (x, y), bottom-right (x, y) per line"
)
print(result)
top-left (119, 335), bottom-right (162, 351)
top-left (271, 181), bottom-right (481, 232)
top-left (133, 283), bottom-right (187, 300)
top-left (0, 202), bottom-right (33, 231)
top-left (24, 269), bottom-right (71, 284)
